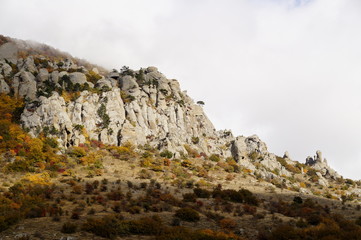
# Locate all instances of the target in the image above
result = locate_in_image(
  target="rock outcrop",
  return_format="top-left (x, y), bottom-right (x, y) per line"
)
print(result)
top-left (20, 66), bottom-right (221, 156)
top-left (305, 150), bottom-right (340, 180)
top-left (15, 59), bottom-right (291, 176)
top-left (0, 37), bottom-right (347, 189)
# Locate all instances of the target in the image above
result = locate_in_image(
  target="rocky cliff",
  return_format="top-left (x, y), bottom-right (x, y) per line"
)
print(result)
top-left (0, 36), bottom-right (345, 184)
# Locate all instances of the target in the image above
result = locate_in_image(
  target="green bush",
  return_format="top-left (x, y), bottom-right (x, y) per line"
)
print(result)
top-left (184, 145), bottom-right (198, 158)
top-left (193, 188), bottom-right (211, 198)
top-left (68, 147), bottom-right (86, 158)
top-left (160, 150), bottom-right (173, 159)
top-left (212, 188), bottom-right (258, 206)
top-left (209, 154), bottom-right (221, 162)
top-left (43, 137), bottom-right (58, 149)
top-left (82, 215), bottom-right (130, 239)
top-left (97, 104), bottom-right (110, 129)
top-left (249, 151), bottom-right (261, 161)
top-left (356, 216), bottom-right (361, 226)
top-left (182, 193), bottom-right (197, 202)
top-left (61, 221), bottom-right (77, 233)
top-left (127, 216), bottom-right (164, 235)
top-left (293, 196), bottom-right (303, 204)
top-left (175, 207), bottom-right (200, 222)
top-left (73, 124), bottom-right (84, 131)
top-left (191, 137), bottom-right (199, 144)
top-left (83, 215), bottom-right (166, 238)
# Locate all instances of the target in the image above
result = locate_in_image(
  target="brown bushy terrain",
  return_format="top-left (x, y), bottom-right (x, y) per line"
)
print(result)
top-left (0, 35), bottom-right (361, 239)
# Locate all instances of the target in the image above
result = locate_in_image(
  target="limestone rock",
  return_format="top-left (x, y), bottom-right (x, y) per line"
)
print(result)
top-left (13, 71), bottom-right (37, 100)
top-left (146, 66), bottom-right (158, 73)
top-left (92, 67), bottom-right (99, 74)
top-left (318, 176), bottom-right (329, 187)
top-left (69, 72), bottom-right (87, 85)
top-left (18, 56), bottom-right (37, 73)
top-left (316, 150), bottom-right (323, 162)
top-left (108, 70), bottom-right (120, 80)
top-left (0, 75), bottom-right (10, 94)
top-left (63, 58), bottom-right (76, 70)
top-left (348, 188), bottom-right (361, 197)
top-left (96, 78), bottom-right (112, 90)
top-left (0, 42), bottom-right (18, 64)
top-left (231, 135), bottom-right (268, 161)
top-left (21, 92), bottom-right (73, 145)
top-left (120, 75), bottom-right (138, 91)
top-left (305, 151), bottom-right (340, 180)
top-left (299, 188), bottom-right (311, 194)
top-left (0, 61), bottom-right (13, 77)
top-left (51, 71), bottom-right (59, 83)
top-left (37, 68), bottom-right (49, 82)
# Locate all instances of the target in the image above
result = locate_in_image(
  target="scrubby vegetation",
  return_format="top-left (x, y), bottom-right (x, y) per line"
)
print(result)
top-left (259, 197), bottom-right (361, 239)
top-left (0, 94), bottom-right (360, 239)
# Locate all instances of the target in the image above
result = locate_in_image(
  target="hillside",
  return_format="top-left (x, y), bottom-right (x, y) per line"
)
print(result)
top-left (0, 35), bottom-right (360, 240)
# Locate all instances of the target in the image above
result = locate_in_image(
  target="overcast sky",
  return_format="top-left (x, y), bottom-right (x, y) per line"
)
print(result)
top-left (1, 0), bottom-right (360, 179)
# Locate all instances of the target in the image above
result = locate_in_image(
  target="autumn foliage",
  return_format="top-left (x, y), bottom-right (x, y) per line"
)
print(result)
top-left (0, 94), bottom-right (63, 172)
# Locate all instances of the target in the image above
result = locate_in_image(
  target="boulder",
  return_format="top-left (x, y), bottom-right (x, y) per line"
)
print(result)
top-left (0, 61), bottom-right (13, 77)
top-left (63, 58), bottom-right (76, 69)
top-left (146, 66), bottom-right (158, 73)
top-left (231, 135), bottom-right (268, 162)
top-left (120, 75), bottom-right (140, 96)
top-left (37, 68), bottom-right (49, 82)
top-left (95, 78), bottom-right (112, 90)
top-left (316, 150), bottom-right (323, 162)
top-left (19, 56), bottom-right (37, 73)
top-left (0, 42), bottom-right (18, 64)
top-left (245, 135), bottom-right (268, 154)
top-left (69, 72), bottom-right (87, 85)
top-left (299, 188), bottom-right (311, 194)
top-left (0, 75), bottom-right (10, 94)
top-left (51, 71), bottom-right (59, 83)
top-left (13, 71), bottom-right (37, 100)
top-left (120, 75), bottom-right (138, 91)
top-left (92, 67), bottom-right (99, 74)
top-left (108, 70), bottom-right (120, 80)
top-left (318, 176), bottom-right (329, 187)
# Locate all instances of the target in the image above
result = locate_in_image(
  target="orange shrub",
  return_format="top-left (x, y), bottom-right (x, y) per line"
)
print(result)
top-left (243, 204), bottom-right (257, 215)
top-left (219, 218), bottom-right (237, 230)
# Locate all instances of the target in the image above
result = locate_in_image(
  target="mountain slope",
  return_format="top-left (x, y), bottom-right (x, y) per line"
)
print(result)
top-left (0, 35), bottom-right (360, 240)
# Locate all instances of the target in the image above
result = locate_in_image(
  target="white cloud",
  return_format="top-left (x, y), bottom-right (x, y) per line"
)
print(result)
top-left (0, 0), bottom-right (360, 179)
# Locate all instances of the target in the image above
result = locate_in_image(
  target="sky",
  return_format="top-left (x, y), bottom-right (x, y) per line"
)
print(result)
top-left (0, 0), bottom-right (360, 179)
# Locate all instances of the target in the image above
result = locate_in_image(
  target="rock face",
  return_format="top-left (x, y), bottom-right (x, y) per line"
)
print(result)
top-left (16, 61), bottom-right (286, 175)
top-left (5, 58), bottom-right (327, 184)
top-left (0, 38), bottom-right (348, 189)
top-left (21, 67), bottom-right (221, 156)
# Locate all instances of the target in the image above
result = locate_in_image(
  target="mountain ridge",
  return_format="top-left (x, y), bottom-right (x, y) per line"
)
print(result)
top-left (0, 35), bottom-right (357, 186)
top-left (0, 34), bottom-right (361, 240)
